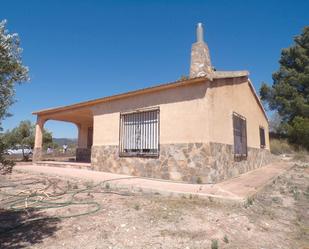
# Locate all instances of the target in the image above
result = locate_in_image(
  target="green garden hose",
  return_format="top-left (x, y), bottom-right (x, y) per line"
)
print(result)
top-left (0, 176), bottom-right (134, 234)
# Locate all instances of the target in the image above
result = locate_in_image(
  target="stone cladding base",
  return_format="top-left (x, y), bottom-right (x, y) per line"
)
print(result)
top-left (91, 142), bottom-right (273, 183)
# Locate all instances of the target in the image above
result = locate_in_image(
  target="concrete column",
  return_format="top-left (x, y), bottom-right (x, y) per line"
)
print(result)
top-left (77, 124), bottom-right (89, 148)
top-left (33, 116), bottom-right (46, 162)
top-left (76, 124), bottom-right (91, 162)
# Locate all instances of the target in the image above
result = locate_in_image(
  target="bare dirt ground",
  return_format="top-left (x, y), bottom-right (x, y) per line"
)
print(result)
top-left (0, 161), bottom-right (308, 249)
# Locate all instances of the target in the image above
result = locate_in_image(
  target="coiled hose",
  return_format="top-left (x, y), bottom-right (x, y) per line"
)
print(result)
top-left (0, 176), bottom-right (134, 234)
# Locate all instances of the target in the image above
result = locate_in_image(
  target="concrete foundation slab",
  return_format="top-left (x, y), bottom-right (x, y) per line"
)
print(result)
top-left (15, 161), bottom-right (293, 204)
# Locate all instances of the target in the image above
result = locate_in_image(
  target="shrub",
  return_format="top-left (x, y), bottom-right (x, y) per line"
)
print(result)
top-left (244, 197), bottom-right (254, 208)
top-left (196, 177), bottom-right (203, 184)
top-left (211, 239), bottom-right (218, 249)
top-left (105, 182), bottom-right (110, 189)
top-left (134, 203), bottom-right (140, 210)
top-left (270, 139), bottom-right (294, 155)
top-left (293, 152), bottom-right (309, 162)
top-left (0, 139), bottom-right (15, 174)
top-left (288, 117), bottom-right (309, 151)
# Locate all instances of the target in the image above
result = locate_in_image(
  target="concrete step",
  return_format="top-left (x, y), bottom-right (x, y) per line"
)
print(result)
top-left (34, 161), bottom-right (91, 170)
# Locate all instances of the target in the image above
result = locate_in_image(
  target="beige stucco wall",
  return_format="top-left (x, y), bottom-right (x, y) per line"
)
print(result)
top-left (91, 81), bottom-right (209, 146)
top-left (91, 77), bottom-right (269, 150)
top-left (207, 77), bottom-right (269, 149)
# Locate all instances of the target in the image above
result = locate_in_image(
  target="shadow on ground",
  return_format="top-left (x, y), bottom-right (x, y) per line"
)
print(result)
top-left (0, 209), bottom-right (59, 249)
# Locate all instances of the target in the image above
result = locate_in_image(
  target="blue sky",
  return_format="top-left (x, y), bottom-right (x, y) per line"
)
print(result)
top-left (1, 0), bottom-right (309, 138)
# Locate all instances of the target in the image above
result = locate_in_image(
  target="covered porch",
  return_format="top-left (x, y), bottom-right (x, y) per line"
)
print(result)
top-left (32, 105), bottom-right (94, 163)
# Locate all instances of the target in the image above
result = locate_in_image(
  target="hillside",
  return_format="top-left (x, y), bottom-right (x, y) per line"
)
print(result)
top-left (52, 138), bottom-right (77, 147)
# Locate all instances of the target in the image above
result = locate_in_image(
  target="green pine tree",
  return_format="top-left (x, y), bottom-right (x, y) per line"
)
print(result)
top-left (260, 26), bottom-right (309, 150)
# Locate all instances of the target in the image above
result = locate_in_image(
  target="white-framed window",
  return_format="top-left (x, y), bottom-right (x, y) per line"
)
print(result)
top-left (119, 108), bottom-right (159, 157)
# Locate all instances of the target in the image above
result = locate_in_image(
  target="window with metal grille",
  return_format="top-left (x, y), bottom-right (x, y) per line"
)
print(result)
top-left (259, 126), bottom-right (266, 148)
top-left (233, 113), bottom-right (247, 159)
top-left (119, 108), bottom-right (159, 157)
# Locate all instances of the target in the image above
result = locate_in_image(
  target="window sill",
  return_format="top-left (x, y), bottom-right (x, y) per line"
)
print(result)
top-left (119, 153), bottom-right (159, 158)
top-left (234, 154), bottom-right (247, 161)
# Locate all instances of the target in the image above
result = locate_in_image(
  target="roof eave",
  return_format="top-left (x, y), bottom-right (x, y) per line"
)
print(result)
top-left (32, 76), bottom-right (207, 116)
top-left (247, 78), bottom-right (268, 122)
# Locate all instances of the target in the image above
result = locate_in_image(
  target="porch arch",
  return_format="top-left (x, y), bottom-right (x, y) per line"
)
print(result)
top-left (33, 107), bottom-right (93, 162)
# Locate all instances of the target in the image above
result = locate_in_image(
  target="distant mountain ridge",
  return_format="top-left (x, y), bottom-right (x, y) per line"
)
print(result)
top-left (53, 138), bottom-right (77, 146)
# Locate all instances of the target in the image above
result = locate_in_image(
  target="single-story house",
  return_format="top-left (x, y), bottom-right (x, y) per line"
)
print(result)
top-left (33, 23), bottom-right (272, 183)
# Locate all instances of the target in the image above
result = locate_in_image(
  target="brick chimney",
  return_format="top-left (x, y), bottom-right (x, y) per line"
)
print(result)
top-left (189, 23), bottom-right (213, 78)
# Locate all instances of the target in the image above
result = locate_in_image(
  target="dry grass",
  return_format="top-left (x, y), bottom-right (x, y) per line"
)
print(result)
top-left (160, 229), bottom-right (207, 240)
top-left (1, 163), bottom-right (308, 249)
top-left (293, 151), bottom-right (309, 162)
top-left (270, 139), bottom-right (294, 155)
top-left (270, 139), bottom-right (309, 160)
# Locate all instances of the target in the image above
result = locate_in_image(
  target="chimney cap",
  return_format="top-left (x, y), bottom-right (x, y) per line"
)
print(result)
top-left (196, 22), bottom-right (204, 43)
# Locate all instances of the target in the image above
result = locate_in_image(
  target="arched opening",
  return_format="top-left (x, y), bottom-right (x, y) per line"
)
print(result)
top-left (43, 120), bottom-right (78, 162)
top-left (33, 107), bottom-right (94, 164)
